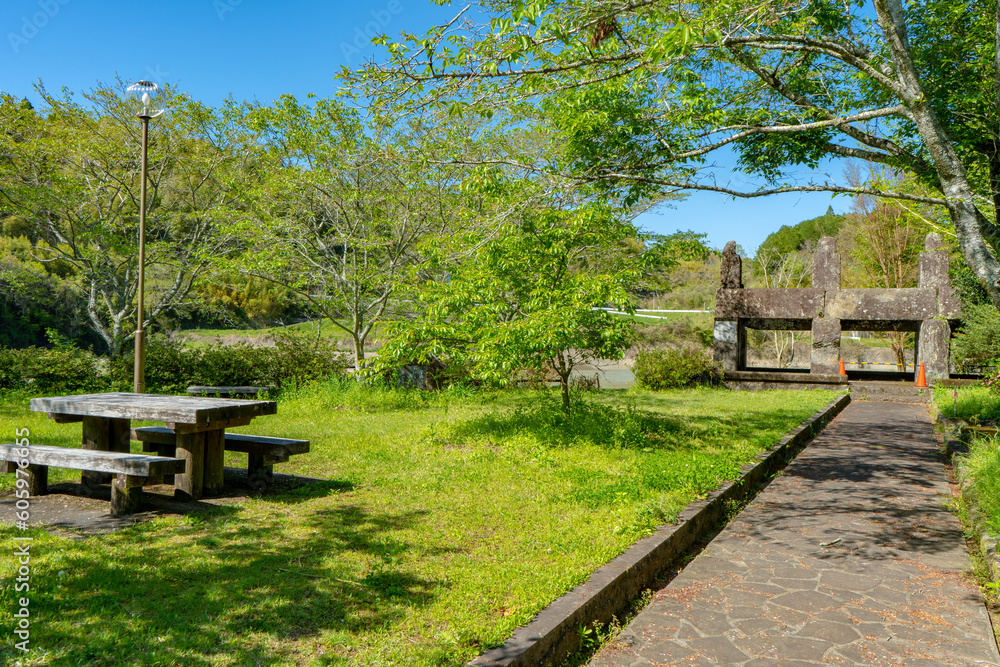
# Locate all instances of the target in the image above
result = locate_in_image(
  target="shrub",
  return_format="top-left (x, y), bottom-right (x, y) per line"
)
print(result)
top-left (633, 348), bottom-right (719, 390)
top-left (110, 333), bottom-right (349, 393)
top-left (0, 345), bottom-right (103, 393)
top-left (953, 305), bottom-right (1000, 371)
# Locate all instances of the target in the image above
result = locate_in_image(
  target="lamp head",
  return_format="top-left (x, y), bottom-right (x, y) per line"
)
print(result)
top-left (126, 81), bottom-right (164, 119)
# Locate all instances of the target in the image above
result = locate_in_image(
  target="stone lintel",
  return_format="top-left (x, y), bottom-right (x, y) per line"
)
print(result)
top-left (825, 288), bottom-right (937, 321)
top-left (715, 288), bottom-right (825, 320)
top-left (743, 318), bottom-right (813, 331)
top-left (811, 318), bottom-right (842, 375)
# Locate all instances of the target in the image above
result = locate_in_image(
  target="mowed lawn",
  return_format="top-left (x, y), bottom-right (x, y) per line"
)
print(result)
top-left (0, 383), bottom-right (839, 666)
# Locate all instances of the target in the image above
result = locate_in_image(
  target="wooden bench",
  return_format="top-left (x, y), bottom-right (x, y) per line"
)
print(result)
top-left (186, 386), bottom-right (273, 399)
top-left (0, 444), bottom-right (185, 516)
top-left (132, 427), bottom-right (309, 490)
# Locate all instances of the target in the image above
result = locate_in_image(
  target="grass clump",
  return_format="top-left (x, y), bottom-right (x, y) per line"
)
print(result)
top-left (0, 385), bottom-right (836, 666)
top-left (934, 385), bottom-right (1000, 422)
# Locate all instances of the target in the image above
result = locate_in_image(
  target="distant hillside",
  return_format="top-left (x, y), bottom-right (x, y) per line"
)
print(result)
top-left (755, 206), bottom-right (845, 260)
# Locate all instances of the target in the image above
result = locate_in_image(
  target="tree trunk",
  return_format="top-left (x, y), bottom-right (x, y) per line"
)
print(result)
top-left (876, 0), bottom-right (1000, 307)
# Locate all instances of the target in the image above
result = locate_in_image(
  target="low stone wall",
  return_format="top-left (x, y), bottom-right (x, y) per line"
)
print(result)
top-left (723, 370), bottom-right (848, 392)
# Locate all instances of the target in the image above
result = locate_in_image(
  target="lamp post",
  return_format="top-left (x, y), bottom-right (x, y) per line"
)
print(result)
top-left (126, 81), bottom-right (164, 393)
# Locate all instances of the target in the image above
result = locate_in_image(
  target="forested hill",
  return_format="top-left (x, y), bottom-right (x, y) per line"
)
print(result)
top-left (754, 207), bottom-right (845, 260)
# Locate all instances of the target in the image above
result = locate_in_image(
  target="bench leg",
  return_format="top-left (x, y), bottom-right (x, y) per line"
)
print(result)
top-left (247, 453), bottom-right (274, 490)
top-left (175, 432), bottom-right (205, 501)
top-left (202, 429), bottom-right (225, 495)
top-left (27, 464), bottom-right (47, 496)
top-left (111, 474), bottom-right (146, 516)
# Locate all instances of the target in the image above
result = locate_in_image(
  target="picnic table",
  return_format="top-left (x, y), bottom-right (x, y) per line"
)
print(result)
top-left (30, 392), bottom-right (277, 500)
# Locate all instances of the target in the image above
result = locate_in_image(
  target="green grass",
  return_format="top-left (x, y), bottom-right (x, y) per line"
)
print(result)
top-left (0, 383), bottom-right (838, 666)
top-left (934, 385), bottom-right (1000, 422)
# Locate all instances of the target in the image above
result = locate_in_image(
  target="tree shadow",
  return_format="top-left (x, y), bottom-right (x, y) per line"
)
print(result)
top-left (2, 504), bottom-right (444, 666)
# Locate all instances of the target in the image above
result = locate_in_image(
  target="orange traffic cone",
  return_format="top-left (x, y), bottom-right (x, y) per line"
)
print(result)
top-left (915, 361), bottom-right (928, 388)
top-left (838, 358), bottom-right (846, 375)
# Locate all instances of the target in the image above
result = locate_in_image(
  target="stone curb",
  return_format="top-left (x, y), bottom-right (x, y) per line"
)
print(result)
top-left (467, 392), bottom-right (852, 667)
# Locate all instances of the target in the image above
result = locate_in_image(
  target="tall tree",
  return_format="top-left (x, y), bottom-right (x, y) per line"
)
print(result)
top-left (0, 84), bottom-right (248, 355)
top-left (349, 0), bottom-right (1000, 309)
top-left (223, 96), bottom-right (476, 370)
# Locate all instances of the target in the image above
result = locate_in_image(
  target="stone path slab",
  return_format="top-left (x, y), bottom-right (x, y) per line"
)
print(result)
top-left (590, 401), bottom-right (999, 666)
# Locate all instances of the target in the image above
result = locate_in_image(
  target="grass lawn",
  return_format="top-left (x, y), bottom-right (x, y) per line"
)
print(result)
top-left (0, 383), bottom-right (839, 666)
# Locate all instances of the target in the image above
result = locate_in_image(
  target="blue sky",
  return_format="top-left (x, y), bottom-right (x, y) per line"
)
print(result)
top-left (1, 0), bottom-right (840, 254)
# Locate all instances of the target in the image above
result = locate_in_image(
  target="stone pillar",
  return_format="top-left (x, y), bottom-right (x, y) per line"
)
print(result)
top-left (919, 233), bottom-right (949, 288)
top-left (714, 320), bottom-right (745, 372)
top-left (918, 319), bottom-right (951, 380)
top-left (811, 318), bottom-right (842, 375)
top-left (721, 241), bottom-right (743, 289)
top-left (812, 237), bottom-right (841, 291)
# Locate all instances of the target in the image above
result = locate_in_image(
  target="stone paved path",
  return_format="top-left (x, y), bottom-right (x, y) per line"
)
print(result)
top-left (590, 401), bottom-right (1000, 666)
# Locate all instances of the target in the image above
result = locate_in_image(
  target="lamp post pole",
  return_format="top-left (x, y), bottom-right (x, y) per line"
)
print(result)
top-left (133, 113), bottom-right (150, 393)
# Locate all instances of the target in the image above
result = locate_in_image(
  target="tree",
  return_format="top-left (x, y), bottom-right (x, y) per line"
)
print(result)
top-left (0, 84), bottom-right (249, 355)
top-left (350, 0), bottom-right (1000, 310)
top-left (374, 199), bottom-right (643, 413)
top-left (222, 96), bottom-right (474, 370)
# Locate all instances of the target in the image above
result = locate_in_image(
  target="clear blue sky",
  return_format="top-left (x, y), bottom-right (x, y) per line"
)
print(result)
top-left (1, 0), bottom-right (839, 255)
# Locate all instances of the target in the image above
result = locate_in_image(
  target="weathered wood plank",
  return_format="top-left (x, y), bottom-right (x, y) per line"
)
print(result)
top-left (48, 413), bottom-right (84, 423)
top-left (222, 433), bottom-right (310, 457)
top-left (174, 431), bottom-right (205, 500)
top-left (247, 453), bottom-right (274, 490)
top-left (30, 392), bottom-right (277, 424)
top-left (187, 385), bottom-right (272, 398)
top-left (0, 444), bottom-right (185, 476)
top-left (202, 429), bottom-right (225, 495)
top-left (165, 418), bottom-right (252, 434)
top-left (133, 427), bottom-right (309, 458)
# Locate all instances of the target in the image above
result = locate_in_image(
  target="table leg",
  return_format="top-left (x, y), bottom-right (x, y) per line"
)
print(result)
top-left (174, 431), bottom-right (205, 500)
top-left (202, 429), bottom-right (225, 495)
top-left (81, 416), bottom-right (130, 487)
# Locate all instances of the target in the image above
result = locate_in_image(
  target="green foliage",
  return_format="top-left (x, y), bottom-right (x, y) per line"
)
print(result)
top-left (108, 334), bottom-right (350, 393)
top-left (0, 345), bottom-right (103, 394)
top-left (935, 385), bottom-right (1000, 422)
top-left (755, 207), bottom-right (844, 262)
top-left (958, 435), bottom-right (1000, 535)
top-left (952, 305), bottom-right (1000, 371)
top-left (375, 203), bottom-right (640, 412)
top-left (633, 348), bottom-right (719, 390)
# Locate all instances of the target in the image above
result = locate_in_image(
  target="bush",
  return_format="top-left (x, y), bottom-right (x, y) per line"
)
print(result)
top-left (109, 333), bottom-right (349, 393)
top-left (0, 345), bottom-right (104, 394)
top-left (633, 348), bottom-right (719, 390)
top-left (953, 305), bottom-right (1000, 371)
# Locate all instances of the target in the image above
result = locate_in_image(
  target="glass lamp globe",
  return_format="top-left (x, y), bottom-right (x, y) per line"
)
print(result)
top-left (126, 80), bottom-right (165, 119)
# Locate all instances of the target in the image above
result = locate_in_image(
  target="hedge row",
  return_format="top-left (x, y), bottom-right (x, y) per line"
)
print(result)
top-left (0, 334), bottom-right (349, 394)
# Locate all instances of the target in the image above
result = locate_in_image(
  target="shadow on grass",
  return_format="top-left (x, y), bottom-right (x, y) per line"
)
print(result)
top-left (0, 505), bottom-right (443, 666)
top-left (444, 392), bottom-right (815, 454)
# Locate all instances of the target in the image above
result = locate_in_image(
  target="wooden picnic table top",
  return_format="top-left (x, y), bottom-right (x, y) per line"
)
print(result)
top-left (29, 392), bottom-right (277, 425)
